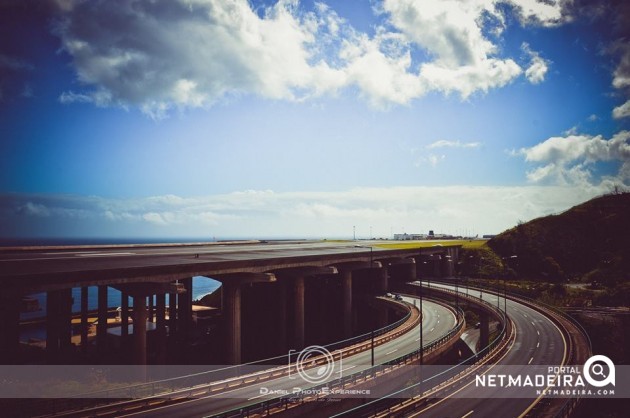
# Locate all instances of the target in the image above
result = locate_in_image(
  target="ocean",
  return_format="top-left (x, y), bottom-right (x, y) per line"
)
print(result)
top-left (11, 237), bottom-right (242, 342)
top-left (21, 276), bottom-right (222, 321)
top-left (4, 237), bottom-right (236, 321)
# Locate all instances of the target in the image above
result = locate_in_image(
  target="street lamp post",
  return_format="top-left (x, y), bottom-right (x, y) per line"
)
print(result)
top-left (505, 255), bottom-right (518, 314)
top-left (355, 245), bottom-right (374, 267)
top-left (371, 330), bottom-right (375, 366)
top-left (419, 284), bottom-right (423, 366)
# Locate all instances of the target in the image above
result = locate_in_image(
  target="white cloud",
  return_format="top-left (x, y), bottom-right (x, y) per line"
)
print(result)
top-left (0, 53), bottom-right (35, 102)
top-left (0, 186), bottom-right (608, 238)
top-left (0, 54), bottom-right (33, 71)
top-left (412, 138), bottom-right (481, 168)
top-left (339, 28), bottom-right (425, 106)
top-left (518, 131), bottom-right (630, 187)
top-left (142, 212), bottom-right (169, 226)
top-left (19, 202), bottom-right (50, 217)
top-left (54, 0), bottom-right (346, 117)
top-left (428, 154), bottom-right (445, 167)
top-left (613, 100), bottom-right (630, 119)
top-left (611, 43), bottom-right (630, 90)
top-left (508, 0), bottom-right (566, 27)
top-left (427, 140), bottom-right (481, 149)
top-left (52, 0), bottom-right (569, 115)
top-left (381, 0), bottom-right (524, 98)
top-left (522, 42), bottom-right (549, 84)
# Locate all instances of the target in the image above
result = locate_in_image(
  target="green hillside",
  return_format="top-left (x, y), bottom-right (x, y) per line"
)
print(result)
top-left (487, 192), bottom-right (630, 285)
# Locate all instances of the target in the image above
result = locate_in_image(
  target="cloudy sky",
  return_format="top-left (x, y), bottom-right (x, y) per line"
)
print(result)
top-left (1, 0), bottom-right (629, 241)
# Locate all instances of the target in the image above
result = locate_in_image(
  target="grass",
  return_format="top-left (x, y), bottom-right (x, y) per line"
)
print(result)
top-left (374, 239), bottom-right (488, 250)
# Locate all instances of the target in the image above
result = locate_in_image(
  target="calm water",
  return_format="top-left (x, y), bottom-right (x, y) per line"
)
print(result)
top-left (21, 276), bottom-right (222, 321)
top-left (20, 276), bottom-right (221, 341)
top-left (7, 237), bottom-right (235, 320)
top-left (10, 237), bottom-right (238, 341)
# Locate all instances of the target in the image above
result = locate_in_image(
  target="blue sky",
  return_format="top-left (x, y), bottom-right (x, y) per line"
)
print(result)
top-left (1, 0), bottom-right (629, 240)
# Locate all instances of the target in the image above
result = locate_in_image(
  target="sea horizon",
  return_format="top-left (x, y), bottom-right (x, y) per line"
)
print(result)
top-left (0, 236), bottom-right (329, 248)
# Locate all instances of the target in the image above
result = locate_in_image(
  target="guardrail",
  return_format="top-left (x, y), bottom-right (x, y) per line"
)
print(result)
top-left (327, 283), bottom-right (511, 417)
top-left (429, 279), bottom-right (593, 418)
top-left (212, 296), bottom-right (466, 418)
top-left (443, 278), bottom-right (592, 353)
top-left (33, 297), bottom-right (417, 417)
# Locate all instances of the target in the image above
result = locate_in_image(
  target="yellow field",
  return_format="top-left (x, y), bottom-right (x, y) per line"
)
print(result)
top-left (374, 239), bottom-right (488, 250)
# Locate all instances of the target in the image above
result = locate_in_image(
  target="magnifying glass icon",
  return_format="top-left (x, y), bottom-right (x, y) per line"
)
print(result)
top-left (592, 364), bottom-right (606, 378)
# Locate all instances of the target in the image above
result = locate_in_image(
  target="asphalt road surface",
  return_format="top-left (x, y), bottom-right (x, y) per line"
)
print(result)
top-left (117, 295), bottom-right (458, 418)
top-left (407, 282), bottom-right (566, 418)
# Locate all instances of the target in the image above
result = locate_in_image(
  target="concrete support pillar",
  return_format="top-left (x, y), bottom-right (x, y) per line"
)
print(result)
top-left (45, 288), bottom-right (72, 362)
top-left (378, 266), bottom-right (388, 293)
top-left (46, 290), bottom-right (60, 362)
top-left (168, 290), bottom-right (177, 337)
top-left (132, 295), bottom-right (148, 366)
top-left (179, 278), bottom-right (193, 341)
top-left (224, 284), bottom-right (242, 365)
top-left (479, 312), bottom-right (490, 351)
top-left (148, 295), bottom-right (154, 323)
top-left (342, 271), bottom-right (353, 339)
top-left (278, 284), bottom-right (287, 354)
top-left (121, 292), bottom-right (129, 340)
top-left (97, 285), bottom-right (108, 354)
top-left (405, 258), bottom-right (417, 281)
top-left (59, 289), bottom-right (73, 353)
top-left (0, 291), bottom-right (21, 362)
top-left (376, 305), bottom-right (389, 329)
top-left (80, 287), bottom-right (88, 354)
top-left (113, 282), bottom-right (188, 366)
top-left (155, 293), bottom-right (166, 363)
top-left (292, 277), bottom-right (305, 350)
top-left (433, 256), bottom-right (441, 277)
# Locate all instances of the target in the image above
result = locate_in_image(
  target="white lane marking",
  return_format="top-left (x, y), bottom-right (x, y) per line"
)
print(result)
top-left (531, 321), bottom-right (535, 326)
top-left (77, 252), bottom-right (135, 257)
top-left (337, 365), bottom-right (356, 374)
top-left (415, 337), bottom-right (421, 342)
top-left (437, 320), bottom-right (440, 324)
top-left (385, 349), bottom-right (398, 356)
top-left (528, 357), bottom-right (534, 365)
top-left (523, 313), bottom-right (528, 317)
top-left (537, 330), bottom-right (540, 336)
top-left (537, 342), bottom-right (540, 348)
top-left (430, 327), bottom-right (435, 333)
top-left (43, 251), bottom-right (99, 255)
top-left (247, 393), bottom-right (266, 401)
top-left (461, 411), bottom-right (475, 418)
top-left (1, 256), bottom-right (82, 262)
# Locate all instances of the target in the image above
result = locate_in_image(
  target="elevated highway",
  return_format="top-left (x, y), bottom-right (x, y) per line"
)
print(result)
top-left (117, 296), bottom-right (458, 418)
top-left (0, 241), bottom-right (455, 292)
top-left (13, 241), bottom-right (582, 418)
top-left (0, 241), bottom-right (461, 367)
top-left (37, 295), bottom-right (461, 418)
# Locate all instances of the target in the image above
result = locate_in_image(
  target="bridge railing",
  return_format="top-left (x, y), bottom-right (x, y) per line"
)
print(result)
top-left (214, 293), bottom-right (471, 418)
top-left (325, 283), bottom-right (510, 418)
top-left (430, 279), bottom-right (593, 418)
top-left (32, 296), bottom-right (415, 417)
top-left (442, 278), bottom-right (592, 353)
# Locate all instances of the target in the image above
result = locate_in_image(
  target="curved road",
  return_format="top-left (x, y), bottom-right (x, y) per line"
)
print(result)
top-left (406, 282), bottom-right (567, 418)
top-left (117, 296), bottom-right (458, 418)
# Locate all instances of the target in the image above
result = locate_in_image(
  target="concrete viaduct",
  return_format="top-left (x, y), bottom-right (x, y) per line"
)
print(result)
top-left (0, 241), bottom-right (460, 366)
